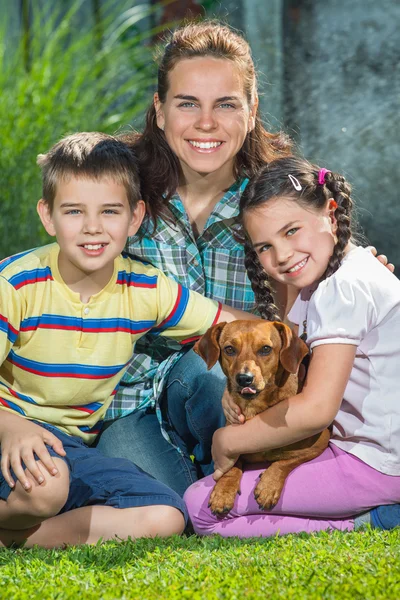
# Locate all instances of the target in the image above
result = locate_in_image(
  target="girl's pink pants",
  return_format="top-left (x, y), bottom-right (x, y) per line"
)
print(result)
top-left (184, 443), bottom-right (400, 537)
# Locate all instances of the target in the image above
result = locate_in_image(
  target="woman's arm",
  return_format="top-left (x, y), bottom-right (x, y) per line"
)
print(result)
top-left (212, 343), bottom-right (356, 479)
top-left (369, 246), bottom-right (395, 273)
top-left (273, 281), bottom-right (299, 320)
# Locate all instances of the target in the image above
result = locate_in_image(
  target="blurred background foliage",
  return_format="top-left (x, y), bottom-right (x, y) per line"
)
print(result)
top-left (1, 0), bottom-right (398, 264)
top-left (0, 0), bottom-right (216, 258)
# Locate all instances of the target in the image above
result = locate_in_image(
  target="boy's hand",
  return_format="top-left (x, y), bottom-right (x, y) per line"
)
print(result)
top-left (0, 415), bottom-right (66, 490)
top-left (369, 246), bottom-right (395, 272)
top-left (222, 388), bottom-right (245, 425)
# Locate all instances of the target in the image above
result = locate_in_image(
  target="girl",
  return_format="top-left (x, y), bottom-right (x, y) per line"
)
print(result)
top-left (184, 156), bottom-right (400, 535)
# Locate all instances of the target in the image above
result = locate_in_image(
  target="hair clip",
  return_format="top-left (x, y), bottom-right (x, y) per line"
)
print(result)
top-left (329, 199), bottom-right (338, 211)
top-left (288, 174), bottom-right (302, 191)
top-left (318, 168), bottom-right (331, 185)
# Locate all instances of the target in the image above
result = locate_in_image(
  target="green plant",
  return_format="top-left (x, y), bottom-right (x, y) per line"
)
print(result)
top-left (0, 529), bottom-right (399, 599)
top-left (0, 1), bottom-right (159, 258)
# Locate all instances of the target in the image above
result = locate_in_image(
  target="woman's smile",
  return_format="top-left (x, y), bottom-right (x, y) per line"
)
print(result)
top-left (155, 56), bottom-right (256, 183)
top-left (186, 139), bottom-right (225, 152)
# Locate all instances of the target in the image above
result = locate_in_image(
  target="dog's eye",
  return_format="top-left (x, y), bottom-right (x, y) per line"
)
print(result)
top-left (258, 345), bottom-right (272, 355)
top-left (224, 345), bottom-right (236, 356)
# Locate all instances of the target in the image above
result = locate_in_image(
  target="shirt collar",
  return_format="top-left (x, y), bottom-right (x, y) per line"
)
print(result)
top-left (170, 177), bottom-right (249, 229)
top-left (132, 177), bottom-right (249, 240)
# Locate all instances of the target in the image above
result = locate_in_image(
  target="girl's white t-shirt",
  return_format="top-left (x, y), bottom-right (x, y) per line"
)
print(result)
top-left (288, 246), bottom-right (400, 475)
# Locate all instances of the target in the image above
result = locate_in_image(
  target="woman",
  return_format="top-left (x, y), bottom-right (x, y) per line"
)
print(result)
top-left (95, 21), bottom-right (293, 496)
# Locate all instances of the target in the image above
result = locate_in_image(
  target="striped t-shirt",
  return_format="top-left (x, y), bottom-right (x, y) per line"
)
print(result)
top-left (0, 243), bottom-right (220, 443)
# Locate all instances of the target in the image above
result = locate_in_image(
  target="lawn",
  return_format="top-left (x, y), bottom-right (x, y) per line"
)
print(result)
top-left (0, 529), bottom-right (399, 599)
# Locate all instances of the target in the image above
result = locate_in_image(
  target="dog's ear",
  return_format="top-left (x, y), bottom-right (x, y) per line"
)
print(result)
top-left (273, 322), bottom-right (309, 374)
top-left (193, 322), bottom-right (227, 369)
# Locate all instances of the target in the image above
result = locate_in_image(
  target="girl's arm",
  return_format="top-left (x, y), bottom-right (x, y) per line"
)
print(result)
top-left (212, 343), bottom-right (356, 479)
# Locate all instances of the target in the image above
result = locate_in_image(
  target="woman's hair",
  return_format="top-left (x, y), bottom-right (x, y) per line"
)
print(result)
top-left (239, 155), bottom-right (354, 320)
top-left (121, 20), bottom-right (292, 226)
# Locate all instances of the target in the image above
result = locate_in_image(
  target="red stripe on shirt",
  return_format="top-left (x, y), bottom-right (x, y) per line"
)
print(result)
top-left (0, 315), bottom-right (19, 336)
top-left (156, 284), bottom-right (183, 330)
top-left (179, 335), bottom-right (201, 345)
top-left (14, 275), bottom-right (53, 290)
top-left (212, 302), bottom-right (222, 325)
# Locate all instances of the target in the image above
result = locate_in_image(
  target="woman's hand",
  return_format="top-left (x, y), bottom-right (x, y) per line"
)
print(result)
top-left (369, 246), bottom-right (395, 273)
top-left (0, 413), bottom-right (66, 490)
top-left (212, 426), bottom-right (240, 481)
top-left (222, 388), bottom-right (245, 425)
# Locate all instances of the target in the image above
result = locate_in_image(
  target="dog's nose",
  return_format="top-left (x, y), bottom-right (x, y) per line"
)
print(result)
top-left (236, 372), bottom-right (254, 387)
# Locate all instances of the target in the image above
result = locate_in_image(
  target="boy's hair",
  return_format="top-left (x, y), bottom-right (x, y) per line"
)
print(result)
top-left (120, 19), bottom-right (293, 227)
top-left (37, 132), bottom-right (141, 212)
top-left (239, 156), bottom-right (355, 321)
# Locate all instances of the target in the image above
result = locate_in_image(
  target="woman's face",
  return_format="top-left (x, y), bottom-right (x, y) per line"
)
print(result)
top-left (155, 56), bottom-right (257, 183)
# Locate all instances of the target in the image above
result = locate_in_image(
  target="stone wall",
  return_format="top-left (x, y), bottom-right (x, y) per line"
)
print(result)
top-left (216, 0), bottom-right (400, 267)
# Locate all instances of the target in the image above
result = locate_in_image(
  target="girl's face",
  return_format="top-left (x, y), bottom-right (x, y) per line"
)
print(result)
top-left (244, 197), bottom-right (337, 289)
top-left (154, 56), bottom-right (257, 184)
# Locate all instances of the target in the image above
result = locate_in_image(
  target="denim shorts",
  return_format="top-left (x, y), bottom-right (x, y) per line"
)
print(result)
top-left (0, 421), bottom-right (187, 522)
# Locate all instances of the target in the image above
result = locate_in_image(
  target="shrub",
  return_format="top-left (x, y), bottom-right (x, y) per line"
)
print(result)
top-left (0, 1), bottom-right (159, 258)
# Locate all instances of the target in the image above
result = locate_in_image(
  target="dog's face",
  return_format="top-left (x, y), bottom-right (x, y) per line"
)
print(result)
top-left (194, 320), bottom-right (308, 402)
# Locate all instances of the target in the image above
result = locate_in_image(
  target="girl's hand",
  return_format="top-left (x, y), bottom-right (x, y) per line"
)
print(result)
top-left (222, 388), bottom-right (245, 425)
top-left (0, 415), bottom-right (66, 490)
top-left (369, 246), bottom-right (395, 273)
top-left (212, 426), bottom-right (240, 481)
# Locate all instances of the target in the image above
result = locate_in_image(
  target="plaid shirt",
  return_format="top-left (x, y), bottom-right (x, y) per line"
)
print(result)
top-left (106, 178), bottom-right (257, 423)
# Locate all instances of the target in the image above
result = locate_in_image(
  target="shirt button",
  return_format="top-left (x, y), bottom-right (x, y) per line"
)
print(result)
top-left (193, 259), bottom-right (199, 267)
top-left (83, 307), bottom-right (90, 315)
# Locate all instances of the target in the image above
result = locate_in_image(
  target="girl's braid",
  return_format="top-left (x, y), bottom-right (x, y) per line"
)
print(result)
top-left (324, 173), bottom-right (353, 278)
top-left (243, 238), bottom-right (280, 321)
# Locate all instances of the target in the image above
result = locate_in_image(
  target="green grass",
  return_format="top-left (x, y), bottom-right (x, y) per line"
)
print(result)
top-left (0, 529), bottom-right (399, 599)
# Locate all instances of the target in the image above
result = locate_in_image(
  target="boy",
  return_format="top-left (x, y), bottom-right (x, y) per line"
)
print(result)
top-left (0, 132), bottom-right (251, 547)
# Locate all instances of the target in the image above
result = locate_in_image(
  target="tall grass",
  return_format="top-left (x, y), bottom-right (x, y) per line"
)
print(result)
top-left (0, 1), bottom-right (160, 258)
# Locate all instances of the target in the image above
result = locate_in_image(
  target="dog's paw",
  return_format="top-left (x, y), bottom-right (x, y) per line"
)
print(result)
top-left (254, 481), bottom-right (282, 510)
top-left (209, 488), bottom-right (236, 515)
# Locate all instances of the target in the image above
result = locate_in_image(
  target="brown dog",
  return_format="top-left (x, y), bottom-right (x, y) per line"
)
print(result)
top-left (194, 319), bottom-right (330, 514)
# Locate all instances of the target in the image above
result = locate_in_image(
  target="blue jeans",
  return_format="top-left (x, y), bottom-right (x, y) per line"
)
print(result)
top-left (0, 422), bottom-right (187, 521)
top-left (95, 349), bottom-right (226, 497)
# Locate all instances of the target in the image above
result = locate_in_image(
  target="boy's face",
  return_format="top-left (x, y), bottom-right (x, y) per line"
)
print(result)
top-left (37, 176), bottom-right (144, 288)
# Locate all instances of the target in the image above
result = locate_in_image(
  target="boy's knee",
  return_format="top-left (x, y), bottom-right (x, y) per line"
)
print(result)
top-left (143, 505), bottom-right (185, 537)
top-left (12, 458), bottom-right (70, 520)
